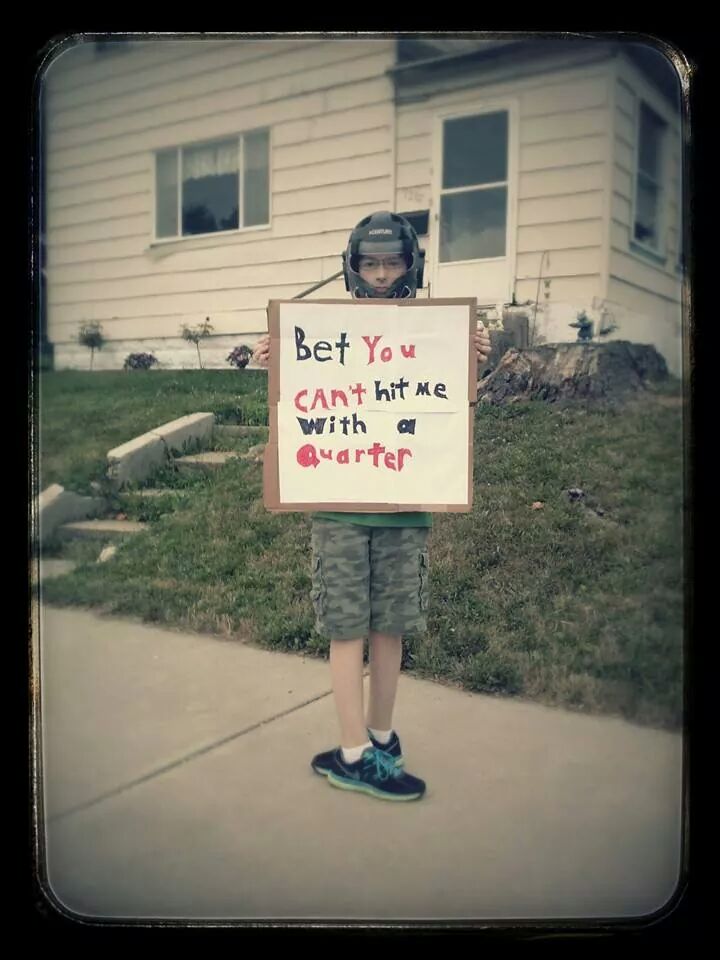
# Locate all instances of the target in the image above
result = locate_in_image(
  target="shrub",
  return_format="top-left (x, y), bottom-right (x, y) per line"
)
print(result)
top-left (180, 317), bottom-right (214, 369)
top-left (78, 321), bottom-right (104, 370)
top-left (227, 345), bottom-right (252, 369)
top-left (124, 352), bottom-right (158, 370)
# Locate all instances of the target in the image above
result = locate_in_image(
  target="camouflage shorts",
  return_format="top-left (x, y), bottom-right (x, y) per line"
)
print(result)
top-left (310, 518), bottom-right (430, 640)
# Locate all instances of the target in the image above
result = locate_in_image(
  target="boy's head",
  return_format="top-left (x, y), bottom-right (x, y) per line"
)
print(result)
top-left (342, 211), bottom-right (425, 299)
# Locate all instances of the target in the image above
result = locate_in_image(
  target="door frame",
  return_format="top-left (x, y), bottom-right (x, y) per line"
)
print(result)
top-left (430, 98), bottom-right (519, 306)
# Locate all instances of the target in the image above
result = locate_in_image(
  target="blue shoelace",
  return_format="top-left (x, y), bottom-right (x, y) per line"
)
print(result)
top-left (363, 748), bottom-right (401, 782)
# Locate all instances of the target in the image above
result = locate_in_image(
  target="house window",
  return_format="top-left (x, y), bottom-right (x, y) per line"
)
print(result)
top-left (398, 210), bottom-right (430, 237)
top-left (633, 103), bottom-right (666, 251)
top-left (439, 111), bottom-right (508, 263)
top-left (155, 129), bottom-right (269, 239)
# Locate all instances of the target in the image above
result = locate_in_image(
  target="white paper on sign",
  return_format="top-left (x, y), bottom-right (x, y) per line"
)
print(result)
top-left (276, 301), bottom-right (471, 506)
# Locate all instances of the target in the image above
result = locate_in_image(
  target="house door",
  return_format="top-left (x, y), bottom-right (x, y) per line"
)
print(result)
top-left (431, 106), bottom-right (515, 306)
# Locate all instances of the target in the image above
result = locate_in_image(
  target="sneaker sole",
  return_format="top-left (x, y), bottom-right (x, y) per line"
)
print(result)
top-left (312, 758), bottom-right (404, 778)
top-left (326, 771), bottom-right (424, 802)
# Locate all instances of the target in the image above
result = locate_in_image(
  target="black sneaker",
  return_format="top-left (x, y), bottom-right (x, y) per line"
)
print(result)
top-left (311, 746), bottom-right (341, 777)
top-left (368, 730), bottom-right (404, 768)
top-left (325, 747), bottom-right (425, 802)
top-left (311, 730), bottom-right (404, 777)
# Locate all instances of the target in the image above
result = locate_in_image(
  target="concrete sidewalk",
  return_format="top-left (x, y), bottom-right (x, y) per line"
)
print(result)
top-left (34, 602), bottom-right (684, 924)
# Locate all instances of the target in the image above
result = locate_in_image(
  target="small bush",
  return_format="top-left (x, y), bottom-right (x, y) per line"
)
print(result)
top-left (78, 321), bottom-right (104, 370)
top-left (181, 317), bottom-right (214, 369)
top-left (124, 352), bottom-right (158, 371)
top-left (227, 345), bottom-right (252, 369)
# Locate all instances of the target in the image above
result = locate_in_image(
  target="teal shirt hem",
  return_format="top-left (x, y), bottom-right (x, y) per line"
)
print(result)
top-left (312, 511), bottom-right (433, 528)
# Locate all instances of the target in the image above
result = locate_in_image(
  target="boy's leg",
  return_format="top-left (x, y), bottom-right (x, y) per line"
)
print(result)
top-left (367, 526), bottom-right (430, 736)
top-left (366, 631), bottom-right (403, 733)
top-left (329, 636), bottom-right (368, 749)
top-left (310, 519), bottom-right (373, 755)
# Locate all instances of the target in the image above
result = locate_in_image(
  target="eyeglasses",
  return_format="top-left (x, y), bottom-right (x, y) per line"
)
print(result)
top-left (358, 257), bottom-right (406, 270)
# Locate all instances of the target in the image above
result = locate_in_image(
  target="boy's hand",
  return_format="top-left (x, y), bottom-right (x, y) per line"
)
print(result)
top-left (475, 323), bottom-right (492, 364)
top-left (253, 334), bottom-right (270, 367)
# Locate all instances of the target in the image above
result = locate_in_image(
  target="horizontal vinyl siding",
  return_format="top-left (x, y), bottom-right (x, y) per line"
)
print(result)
top-left (47, 40), bottom-right (357, 133)
top-left (515, 247), bottom-right (603, 280)
top-left (394, 63), bottom-right (612, 299)
top-left (48, 48), bottom-right (394, 153)
top-left (514, 275), bottom-right (602, 304)
top-left (517, 192), bottom-right (604, 225)
top-left (47, 228), bottom-right (351, 273)
top-left (44, 38), bottom-right (396, 358)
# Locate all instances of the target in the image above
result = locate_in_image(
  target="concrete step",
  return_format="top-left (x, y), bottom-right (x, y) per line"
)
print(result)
top-left (107, 413), bottom-right (215, 489)
top-left (213, 424), bottom-right (268, 438)
top-left (120, 488), bottom-right (191, 499)
top-left (33, 559), bottom-right (78, 584)
top-left (175, 452), bottom-right (241, 473)
top-left (242, 444), bottom-right (266, 463)
top-left (57, 519), bottom-right (148, 541)
top-left (175, 447), bottom-right (265, 472)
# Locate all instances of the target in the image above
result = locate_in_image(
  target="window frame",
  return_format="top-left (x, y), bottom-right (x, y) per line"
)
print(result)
top-left (152, 128), bottom-right (271, 244)
top-left (436, 106), bottom-right (512, 267)
top-left (630, 99), bottom-right (668, 263)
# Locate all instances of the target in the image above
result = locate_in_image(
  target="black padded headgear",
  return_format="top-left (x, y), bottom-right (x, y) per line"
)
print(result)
top-left (342, 211), bottom-right (425, 299)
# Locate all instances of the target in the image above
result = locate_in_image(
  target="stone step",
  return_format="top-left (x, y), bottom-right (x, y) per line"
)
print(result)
top-left (175, 447), bottom-right (265, 472)
top-left (120, 487), bottom-right (191, 499)
top-left (107, 412), bottom-right (215, 489)
top-left (175, 451), bottom-right (241, 473)
top-left (241, 443), bottom-right (266, 464)
top-left (57, 519), bottom-right (148, 541)
top-left (37, 483), bottom-right (108, 546)
top-left (214, 424), bottom-right (269, 437)
top-left (33, 559), bottom-right (78, 584)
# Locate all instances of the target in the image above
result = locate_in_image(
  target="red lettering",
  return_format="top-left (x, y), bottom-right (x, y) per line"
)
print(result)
top-left (397, 448), bottom-right (413, 471)
top-left (349, 382), bottom-right (367, 405)
top-left (319, 448), bottom-right (333, 460)
top-left (294, 389), bottom-right (308, 413)
top-left (400, 344), bottom-right (416, 358)
top-left (355, 449), bottom-right (365, 463)
top-left (337, 449), bottom-right (350, 464)
top-left (368, 442), bottom-right (386, 468)
top-left (380, 346), bottom-right (393, 362)
top-left (362, 335), bottom-right (382, 364)
top-left (330, 389), bottom-right (348, 407)
top-left (297, 444), bottom-right (319, 468)
top-left (310, 388), bottom-right (329, 411)
top-left (384, 452), bottom-right (397, 471)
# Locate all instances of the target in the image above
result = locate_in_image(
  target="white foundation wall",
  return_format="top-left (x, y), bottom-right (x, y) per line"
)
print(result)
top-left (52, 334), bottom-right (270, 371)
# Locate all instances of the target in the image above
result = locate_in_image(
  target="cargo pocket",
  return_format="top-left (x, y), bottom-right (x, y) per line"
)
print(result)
top-left (418, 549), bottom-right (429, 612)
top-left (311, 555), bottom-right (326, 618)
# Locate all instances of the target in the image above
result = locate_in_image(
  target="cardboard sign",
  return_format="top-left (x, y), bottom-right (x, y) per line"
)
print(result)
top-left (263, 298), bottom-right (477, 512)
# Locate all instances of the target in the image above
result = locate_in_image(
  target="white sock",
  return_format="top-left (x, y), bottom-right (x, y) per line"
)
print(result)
top-left (368, 727), bottom-right (393, 745)
top-left (341, 741), bottom-right (372, 764)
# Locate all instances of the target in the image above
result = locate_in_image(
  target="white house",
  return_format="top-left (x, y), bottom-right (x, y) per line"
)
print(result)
top-left (41, 34), bottom-right (686, 375)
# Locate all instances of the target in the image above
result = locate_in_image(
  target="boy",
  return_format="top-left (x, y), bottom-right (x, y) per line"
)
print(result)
top-left (254, 212), bottom-right (491, 801)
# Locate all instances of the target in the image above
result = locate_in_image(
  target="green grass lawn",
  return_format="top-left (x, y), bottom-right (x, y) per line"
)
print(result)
top-left (38, 371), bottom-right (686, 730)
top-left (37, 370), bottom-right (269, 494)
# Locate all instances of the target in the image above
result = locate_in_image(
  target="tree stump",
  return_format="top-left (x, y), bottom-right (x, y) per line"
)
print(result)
top-left (476, 341), bottom-right (669, 405)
